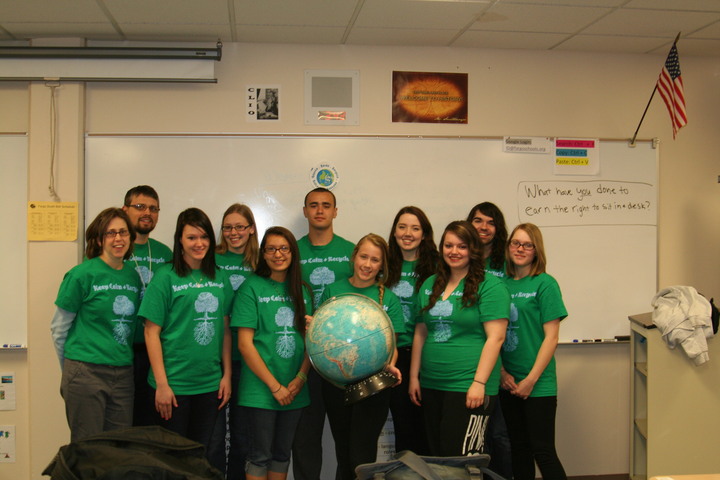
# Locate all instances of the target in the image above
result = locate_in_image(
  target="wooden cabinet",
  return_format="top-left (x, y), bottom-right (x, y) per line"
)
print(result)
top-left (629, 313), bottom-right (720, 479)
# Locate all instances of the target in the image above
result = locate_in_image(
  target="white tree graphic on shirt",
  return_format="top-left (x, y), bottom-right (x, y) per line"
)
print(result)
top-left (112, 295), bottom-right (135, 345)
top-left (392, 280), bottom-right (414, 324)
top-left (229, 274), bottom-right (246, 291)
top-left (275, 306), bottom-right (296, 359)
top-left (429, 299), bottom-right (453, 342)
top-left (194, 292), bottom-right (219, 346)
top-left (503, 303), bottom-right (520, 352)
top-left (309, 267), bottom-right (335, 306)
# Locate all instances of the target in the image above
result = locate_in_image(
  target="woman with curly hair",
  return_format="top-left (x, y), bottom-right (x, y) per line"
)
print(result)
top-left (409, 220), bottom-right (509, 456)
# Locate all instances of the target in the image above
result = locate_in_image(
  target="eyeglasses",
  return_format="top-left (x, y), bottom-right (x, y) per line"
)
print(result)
top-left (509, 240), bottom-right (535, 251)
top-left (127, 203), bottom-right (160, 213)
top-left (222, 224), bottom-right (252, 233)
top-left (104, 229), bottom-right (130, 239)
top-left (263, 246), bottom-right (291, 255)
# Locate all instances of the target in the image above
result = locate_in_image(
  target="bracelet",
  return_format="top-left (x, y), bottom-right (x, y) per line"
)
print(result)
top-left (271, 385), bottom-right (282, 394)
top-left (473, 379), bottom-right (486, 386)
top-left (296, 371), bottom-right (308, 382)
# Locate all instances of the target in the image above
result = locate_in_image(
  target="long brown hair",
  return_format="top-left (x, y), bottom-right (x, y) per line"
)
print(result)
top-left (215, 203), bottom-right (259, 270)
top-left (466, 202), bottom-right (508, 270)
top-left (172, 208), bottom-right (218, 279)
top-left (386, 206), bottom-right (439, 292)
top-left (256, 226), bottom-right (308, 334)
top-left (424, 221), bottom-right (485, 311)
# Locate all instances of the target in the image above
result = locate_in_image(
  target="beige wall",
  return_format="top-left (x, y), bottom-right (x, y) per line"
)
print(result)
top-left (2, 42), bottom-right (718, 479)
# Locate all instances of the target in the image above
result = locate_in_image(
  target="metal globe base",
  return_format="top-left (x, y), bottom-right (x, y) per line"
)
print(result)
top-left (343, 370), bottom-right (398, 405)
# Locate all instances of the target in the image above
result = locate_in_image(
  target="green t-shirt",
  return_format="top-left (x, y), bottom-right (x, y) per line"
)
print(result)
top-left (127, 238), bottom-right (173, 343)
top-left (55, 257), bottom-right (142, 366)
top-left (485, 257), bottom-right (506, 280)
top-left (231, 274), bottom-right (313, 410)
top-left (417, 274), bottom-right (510, 395)
top-left (216, 251), bottom-right (255, 361)
top-left (501, 273), bottom-right (567, 397)
top-left (321, 278), bottom-right (406, 337)
top-left (389, 260), bottom-right (420, 348)
top-left (138, 265), bottom-right (234, 395)
top-left (297, 234), bottom-right (355, 307)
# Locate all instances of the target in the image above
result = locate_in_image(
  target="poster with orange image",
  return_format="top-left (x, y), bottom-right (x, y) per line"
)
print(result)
top-left (392, 71), bottom-right (468, 124)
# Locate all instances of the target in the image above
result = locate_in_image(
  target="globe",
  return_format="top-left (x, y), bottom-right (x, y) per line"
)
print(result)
top-left (306, 293), bottom-right (397, 404)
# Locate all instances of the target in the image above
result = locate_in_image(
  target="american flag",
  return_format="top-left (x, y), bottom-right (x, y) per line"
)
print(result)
top-left (656, 44), bottom-right (687, 138)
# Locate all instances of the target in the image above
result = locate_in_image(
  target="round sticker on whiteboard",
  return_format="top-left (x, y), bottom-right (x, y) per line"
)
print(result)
top-left (310, 164), bottom-right (339, 190)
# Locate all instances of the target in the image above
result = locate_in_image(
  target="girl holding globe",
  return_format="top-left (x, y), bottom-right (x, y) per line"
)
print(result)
top-left (385, 206), bottom-right (439, 455)
top-left (231, 226), bottom-right (312, 480)
top-left (51, 207), bottom-right (142, 442)
top-left (319, 233), bottom-right (405, 480)
top-left (408, 221), bottom-right (509, 457)
top-left (209, 203), bottom-right (259, 477)
top-left (140, 208), bottom-right (233, 456)
top-left (499, 223), bottom-right (568, 480)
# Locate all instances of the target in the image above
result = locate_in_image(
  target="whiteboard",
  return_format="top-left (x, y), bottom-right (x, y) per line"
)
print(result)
top-left (0, 134), bottom-right (28, 347)
top-left (86, 135), bottom-right (658, 342)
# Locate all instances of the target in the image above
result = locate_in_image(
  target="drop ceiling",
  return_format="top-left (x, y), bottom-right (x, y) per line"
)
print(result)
top-left (1, 0), bottom-right (718, 56)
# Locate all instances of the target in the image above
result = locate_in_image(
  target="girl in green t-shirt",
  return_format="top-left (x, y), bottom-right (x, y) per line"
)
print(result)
top-left (232, 226), bottom-right (311, 480)
top-left (385, 206), bottom-right (439, 455)
top-left (409, 221), bottom-right (509, 457)
top-left (466, 201), bottom-right (509, 279)
top-left (319, 233), bottom-right (404, 480)
top-left (140, 208), bottom-right (233, 457)
top-left (209, 203), bottom-right (259, 476)
top-left (500, 223), bottom-right (568, 480)
top-left (51, 207), bottom-right (141, 442)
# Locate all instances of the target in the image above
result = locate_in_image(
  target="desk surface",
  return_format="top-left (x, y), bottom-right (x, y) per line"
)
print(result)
top-left (629, 312), bottom-right (655, 329)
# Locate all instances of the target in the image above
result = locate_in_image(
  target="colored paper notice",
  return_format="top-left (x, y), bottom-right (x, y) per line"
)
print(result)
top-left (0, 373), bottom-right (16, 411)
top-left (554, 138), bottom-right (599, 175)
top-left (0, 425), bottom-right (15, 462)
top-left (517, 180), bottom-right (655, 226)
top-left (27, 201), bottom-right (78, 241)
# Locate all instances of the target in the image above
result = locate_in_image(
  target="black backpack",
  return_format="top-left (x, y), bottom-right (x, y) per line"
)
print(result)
top-left (43, 426), bottom-right (223, 480)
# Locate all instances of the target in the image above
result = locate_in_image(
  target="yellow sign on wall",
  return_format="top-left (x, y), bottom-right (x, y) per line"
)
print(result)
top-left (27, 202), bottom-right (78, 241)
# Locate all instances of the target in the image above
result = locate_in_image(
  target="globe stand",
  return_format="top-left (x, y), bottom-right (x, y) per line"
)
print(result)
top-left (343, 370), bottom-right (398, 405)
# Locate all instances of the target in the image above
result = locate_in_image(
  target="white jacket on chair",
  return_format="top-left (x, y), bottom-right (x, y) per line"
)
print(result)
top-left (651, 285), bottom-right (714, 365)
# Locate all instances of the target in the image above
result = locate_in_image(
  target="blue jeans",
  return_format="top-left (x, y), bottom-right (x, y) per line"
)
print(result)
top-left (244, 406), bottom-right (303, 477)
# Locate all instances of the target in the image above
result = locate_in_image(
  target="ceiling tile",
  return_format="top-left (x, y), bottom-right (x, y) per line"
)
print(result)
top-left (583, 9), bottom-right (720, 37)
top-left (454, 30), bottom-right (567, 49)
top-left (233, 0), bottom-right (358, 26)
top-left (624, 0), bottom-right (720, 12)
top-left (355, 0), bottom-right (488, 29)
top-left (473, 3), bottom-right (612, 33)
top-left (104, 0), bottom-right (229, 23)
top-left (347, 27), bottom-right (458, 46)
top-left (648, 37), bottom-right (720, 56)
top-left (688, 20), bottom-right (720, 39)
top-left (234, 25), bottom-right (346, 44)
top-left (554, 35), bottom-right (670, 54)
top-left (0, 0), bottom-right (108, 22)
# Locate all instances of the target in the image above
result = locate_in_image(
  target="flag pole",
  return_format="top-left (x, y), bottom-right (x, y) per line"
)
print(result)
top-left (630, 32), bottom-right (681, 146)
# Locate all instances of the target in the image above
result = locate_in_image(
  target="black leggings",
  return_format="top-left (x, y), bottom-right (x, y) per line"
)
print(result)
top-left (421, 387), bottom-right (496, 457)
top-left (322, 379), bottom-right (391, 480)
top-left (500, 391), bottom-right (567, 480)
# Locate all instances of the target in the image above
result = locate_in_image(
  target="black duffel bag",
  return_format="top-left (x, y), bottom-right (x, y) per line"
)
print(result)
top-left (43, 426), bottom-right (223, 480)
top-left (355, 450), bottom-right (507, 480)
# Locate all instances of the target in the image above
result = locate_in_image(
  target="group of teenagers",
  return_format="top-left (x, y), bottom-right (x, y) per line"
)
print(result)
top-left (51, 184), bottom-right (569, 480)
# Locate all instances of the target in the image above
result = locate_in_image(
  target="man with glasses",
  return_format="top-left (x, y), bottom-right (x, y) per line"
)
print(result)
top-left (122, 185), bottom-right (173, 426)
top-left (292, 187), bottom-right (355, 480)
